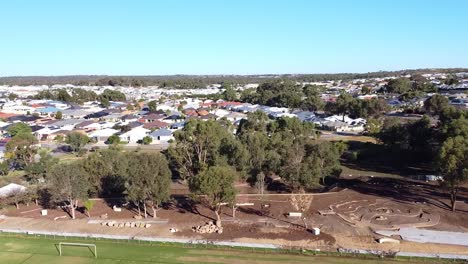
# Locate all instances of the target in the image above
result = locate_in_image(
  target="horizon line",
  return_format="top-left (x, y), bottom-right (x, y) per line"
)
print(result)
top-left (1, 67), bottom-right (468, 79)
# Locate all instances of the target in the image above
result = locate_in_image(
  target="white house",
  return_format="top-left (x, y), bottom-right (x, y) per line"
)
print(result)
top-left (88, 128), bottom-right (119, 142)
top-left (149, 128), bottom-right (174, 143)
top-left (225, 112), bottom-right (247, 123)
top-left (118, 126), bottom-right (150, 143)
top-left (156, 104), bottom-right (176, 112)
top-left (211, 109), bottom-right (230, 118)
top-left (61, 109), bottom-right (90, 119)
top-left (1, 101), bottom-right (35, 114)
top-left (34, 127), bottom-right (63, 141)
top-left (322, 115), bottom-right (366, 133)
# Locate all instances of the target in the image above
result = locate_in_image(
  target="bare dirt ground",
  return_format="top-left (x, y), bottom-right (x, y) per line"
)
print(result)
top-left (1, 177), bottom-right (468, 255)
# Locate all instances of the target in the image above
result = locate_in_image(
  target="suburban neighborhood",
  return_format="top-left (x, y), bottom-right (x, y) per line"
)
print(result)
top-left (0, 71), bottom-right (466, 154)
top-left (0, 1), bottom-right (467, 263)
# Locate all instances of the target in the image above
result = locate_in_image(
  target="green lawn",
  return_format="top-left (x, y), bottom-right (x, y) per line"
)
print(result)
top-left (0, 235), bottom-right (458, 264)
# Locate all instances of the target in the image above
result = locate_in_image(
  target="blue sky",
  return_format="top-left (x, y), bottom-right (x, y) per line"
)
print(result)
top-left (0, 0), bottom-right (467, 76)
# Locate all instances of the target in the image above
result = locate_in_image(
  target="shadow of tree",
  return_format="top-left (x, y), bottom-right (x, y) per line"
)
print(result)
top-left (339, 177), bottom-right (468, 213)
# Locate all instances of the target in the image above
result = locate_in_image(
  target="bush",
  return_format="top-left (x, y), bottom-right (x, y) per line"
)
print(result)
top-left (106, 135), bottom-right (120, 145)
top-left (0, 161), bottom-right (9, 176)
top-left (77, 148), bottom-right (88, 157)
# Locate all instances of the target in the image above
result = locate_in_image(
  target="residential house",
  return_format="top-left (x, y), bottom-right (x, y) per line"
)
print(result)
top-left (1, 101), bottom-right (35, 114)
top-left (143, 120), bottom-right (170, 130)
top-left (139, 113), bottom-right (165, 123)
top-left (84, 110), bottom-right (111, 120)
top-left (170, 121), bottom-right (185, 130)
top-left (149, 128), bottom-right (174, 143)
top-left (211, 109), bottom-right (230, 118)
top-left (293, 111), bottom-right (316, 122)
top-left (34, 106), bottom-right (60, 117)
top-left (61, 109), bottom-right (90, 119)
top-left (101, 113), bottom-right (124, 122)
top-left (43, 119), bottom-right (85, 130)
top-left (163, 114), bottom-right (184, 124)
top-left (88, 128), bottom-right (119, 142)
top-left (197, 113), bottom-right (218, 121)
top-left (7, 115), bottom-right (42, 125)
top-left (121, 114), bottom-right (139, 122)
top-left (118, 126), bottom-right (150, 143)
top-left (75, 120), bottom-right (97, 131)
top-left (225, 112), bottom-right (247, 123)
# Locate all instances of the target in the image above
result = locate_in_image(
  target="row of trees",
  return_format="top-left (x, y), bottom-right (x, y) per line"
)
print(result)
top-left (1, 69), bottom-right (463, 86)
top-left (240, 81), bottom-right (389, 120)
top-left (4, 123), bottom-right (91, 172)
top-left (9, 147), bottom-right (171, 220)
top-left (382, 75), bottom-right (435, 94)
top-left (167, 114), bottom-right (345, 225)
top-left (325, 93), bottom-right (389, 120)
top-left (377, 104), bottom-right (467, 210)
top-left (33, 88), bottom-right (126, 106)
top-left (2, 112), bottom-right (344, 224)
top-left (240, 80), bottom-right (326, 111)
top-left (5, 113), bottom-right (340, 225)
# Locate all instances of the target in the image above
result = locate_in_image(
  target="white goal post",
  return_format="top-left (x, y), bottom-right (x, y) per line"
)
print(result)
top-left (58, 242), bottom-right (97, 258)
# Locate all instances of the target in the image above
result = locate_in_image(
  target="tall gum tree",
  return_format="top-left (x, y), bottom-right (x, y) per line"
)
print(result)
top-left (47, 162), bottom-right (90, 219)
top-left (189, 166), bottom-right (237, 227)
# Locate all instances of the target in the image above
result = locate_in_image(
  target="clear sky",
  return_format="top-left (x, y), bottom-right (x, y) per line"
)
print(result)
top-left (1, 0), bottom-right (467, 76)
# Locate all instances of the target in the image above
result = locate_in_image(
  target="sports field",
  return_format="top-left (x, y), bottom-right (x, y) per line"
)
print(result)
top-left (0, 235), bottom-right (456, 264)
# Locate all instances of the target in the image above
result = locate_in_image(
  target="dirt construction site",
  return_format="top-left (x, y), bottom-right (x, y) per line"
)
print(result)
top-left (1, 176), bottom-right (468, 256)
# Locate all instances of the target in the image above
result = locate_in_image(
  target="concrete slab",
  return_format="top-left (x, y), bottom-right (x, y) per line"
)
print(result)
top-left (376, 227), bottom-right (468, 246)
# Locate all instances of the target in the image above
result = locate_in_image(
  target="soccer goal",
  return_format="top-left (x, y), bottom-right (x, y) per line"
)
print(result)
top-left (58, 242), bottom-right (97, 258)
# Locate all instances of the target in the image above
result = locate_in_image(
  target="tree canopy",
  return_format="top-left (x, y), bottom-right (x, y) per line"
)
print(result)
top-left (438, 136), bottom-right (468, 211)
top-left (66, 132), bottom-right (90, 152)
top-left (7, 123), bottom-right (32, 137)
top-left (47, 162), bottom-right (90, 219)
top-left (189, 165), bottom-right (237, 227)
top-left (242, 80), bottom-right (326, 111)
top-left (126, 152), bottom-right (171, 218)
top-left (6, 132), bottom-right (39, 169)
top-left (99, 89), bottom-right (126, 102)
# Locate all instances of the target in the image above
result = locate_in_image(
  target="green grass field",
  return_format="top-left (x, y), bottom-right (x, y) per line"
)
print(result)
top-left (0, 235), bottom-right (459, 264)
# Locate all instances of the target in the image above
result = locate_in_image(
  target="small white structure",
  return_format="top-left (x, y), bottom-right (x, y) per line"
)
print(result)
top-left (378, 237), bottom-right (400, 244)
top-left (0, 183), bottom-right (26, 198)
top-left (287, 212), bottom-right (302, 217)
top-left (41, 209), bottom-right (48, 216)
top-left (312, 227), bottom-right (321, 235)
top-left (425, 175), bottom-right (443, 182)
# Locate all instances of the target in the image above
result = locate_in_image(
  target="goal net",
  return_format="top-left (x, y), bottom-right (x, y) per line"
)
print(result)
top-left (58, 242), bottom-right (97, 258)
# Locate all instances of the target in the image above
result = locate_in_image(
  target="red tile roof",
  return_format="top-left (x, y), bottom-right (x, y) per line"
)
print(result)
top-left (143, 120), bottom-right (170, 129)
top-left (0, 112), bottom-right (18, 119)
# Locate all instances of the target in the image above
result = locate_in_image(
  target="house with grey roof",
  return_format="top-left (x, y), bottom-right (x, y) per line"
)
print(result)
top-left (149, 128), bottom-right (174, 143)
top-left (61, 109), bottom-right (90, 119)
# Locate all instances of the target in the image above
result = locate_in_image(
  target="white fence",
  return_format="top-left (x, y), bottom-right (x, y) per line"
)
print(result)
top-left (0, 228), bottom-right (278, 249)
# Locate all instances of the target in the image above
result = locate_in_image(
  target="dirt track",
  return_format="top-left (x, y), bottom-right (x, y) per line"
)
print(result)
top-left (1, 177), bottom-right (468, 254)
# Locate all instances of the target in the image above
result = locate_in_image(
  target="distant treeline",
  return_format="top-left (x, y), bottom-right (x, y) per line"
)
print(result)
top-left (0, 68), bottom-right (466, 87)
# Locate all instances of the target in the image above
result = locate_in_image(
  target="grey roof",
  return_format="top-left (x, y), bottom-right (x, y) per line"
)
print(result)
top-left (102, 113), bottom-right (123, 119)
top-left (322, 120), bottom-right (348, 128)
top-left (61, 109), bottom-right (90, 117)
top-left (150, 128), bottom-right (173, 137)
top-left (47, 119), bottom-right (86, 127)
